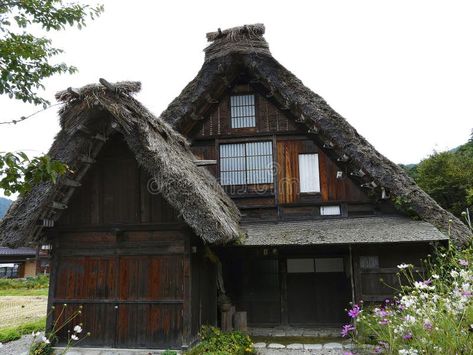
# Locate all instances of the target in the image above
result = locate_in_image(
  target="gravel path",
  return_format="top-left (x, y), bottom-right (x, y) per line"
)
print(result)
top-left (0, 333), bottom-right (38, 355)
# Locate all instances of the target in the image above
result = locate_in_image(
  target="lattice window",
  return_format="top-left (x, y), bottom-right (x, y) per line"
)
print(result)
top-left (220, 141), bottom-right (273, 186)
top-left (230, 94), bottom-right (256, 128)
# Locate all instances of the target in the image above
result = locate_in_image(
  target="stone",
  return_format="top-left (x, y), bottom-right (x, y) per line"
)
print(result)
top-left (267, 343), bottom-right (285, 349)
top-left (323, 342), bottom-right (343, 349)
top-left (304, 343), bottom-right (323, 350)
top-left (302, 329), bottom-right (319, 337)
top-left (286, 343), bottom-right (303, 350)
top-left (253, 342), bottom-right (267, 349)
top-left (272, 330), bottom-right (286, 337)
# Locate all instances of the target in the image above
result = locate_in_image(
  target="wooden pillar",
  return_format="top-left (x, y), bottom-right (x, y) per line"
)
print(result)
top-left (279, 257), bottom-right (288, 325)
top-left (182, 236), bottom-right (192, 349)
top-left (351, 246), bottom-right (362, 302)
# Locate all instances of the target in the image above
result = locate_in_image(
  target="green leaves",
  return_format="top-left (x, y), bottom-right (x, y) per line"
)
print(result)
top-left (0, 0), bottom-right (103, 106)
top-left (0, 151), bottom-right (68, 196)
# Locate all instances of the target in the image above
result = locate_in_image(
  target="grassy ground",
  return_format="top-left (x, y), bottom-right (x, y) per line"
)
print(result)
top-left (0, 295), bottom-right (48, 330)
top-left (0, 288), bottom-right (48, 296)
top-left (0, 317), bottom-right (45, 343)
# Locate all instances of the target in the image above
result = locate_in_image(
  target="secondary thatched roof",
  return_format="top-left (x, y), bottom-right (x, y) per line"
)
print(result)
top-left (160, 23), bottom-right (472, 246)
top-left (242, 217), bottom-right (448, 246)
top-left (0, 80), bottom-right (241, 248)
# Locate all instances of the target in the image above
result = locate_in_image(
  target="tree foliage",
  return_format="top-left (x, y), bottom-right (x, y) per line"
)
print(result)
top-left (0, 0), bottom-right (103, 107)
top-left (406, 132), bottom-right (473, 217)
top-left (0, 151), bottom-right (68, 196)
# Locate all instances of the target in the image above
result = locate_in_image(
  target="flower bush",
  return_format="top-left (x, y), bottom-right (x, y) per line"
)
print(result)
top-left (29, 304), bottom-right (90, 355)
top-left (187, 326), bottom-right (255, 355)
top-left (342, 238), bottom-right (473, 354)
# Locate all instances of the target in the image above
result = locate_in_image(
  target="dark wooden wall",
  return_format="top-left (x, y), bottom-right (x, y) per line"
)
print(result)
top-left (58, 134), bottom-right (179, 228)
top-left (188, 83), bottom-right (396, 222)
top-left (48, 134), bottom-right (215, 349)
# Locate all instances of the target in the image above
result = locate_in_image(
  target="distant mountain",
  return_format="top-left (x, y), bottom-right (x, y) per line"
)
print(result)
top-left (0, 197), bottom-right (12, 218)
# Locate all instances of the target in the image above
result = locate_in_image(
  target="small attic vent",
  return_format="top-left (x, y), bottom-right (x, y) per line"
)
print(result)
top-left (230, 94), bottom-right (256, 128)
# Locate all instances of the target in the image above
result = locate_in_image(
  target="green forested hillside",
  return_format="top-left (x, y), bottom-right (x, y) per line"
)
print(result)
top-left (0, 197), bottom-right (12, 218)
top-left (401, 134), bottom-right (473, 218)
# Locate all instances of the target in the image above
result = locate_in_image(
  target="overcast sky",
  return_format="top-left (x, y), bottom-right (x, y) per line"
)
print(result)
top-left (1, 0), bottom-right (472, 198)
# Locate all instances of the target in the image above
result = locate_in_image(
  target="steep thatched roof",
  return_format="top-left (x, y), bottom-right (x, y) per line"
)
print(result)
top-left (160, 24), bottom-right (472, 246)
top-left (0, 81), bottom-right (241, 248)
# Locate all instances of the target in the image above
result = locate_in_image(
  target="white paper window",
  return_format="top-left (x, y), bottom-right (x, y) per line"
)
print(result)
top-left (298, 154), bottom-right (320, 193)
top-left (314, 258), bottom-right (344, 273)
top-left (231, 95), bottom-right (256, 128)
top-left (220, 142), bottom-right (273, 186)
top-left (320, 205), bottom-right (341, 216)
top-left (287, 259), bottom-right (315, 273)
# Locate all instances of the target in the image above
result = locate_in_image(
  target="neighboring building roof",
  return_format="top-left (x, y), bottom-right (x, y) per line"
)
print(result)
top-left (0, 81), bottom-right (241, 248)
top-left (241, 217), bottom-right (448, 246)
top-left (0, 247), bottom-right (36, 256)
top-left (159, 23), bottom-right (471, 246)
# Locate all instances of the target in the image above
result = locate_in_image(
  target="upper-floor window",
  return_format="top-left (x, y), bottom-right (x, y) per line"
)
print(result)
top-left (298, 153), bottom-right (321, 193)
top-left (230, 94), bottom-right (256, 128)
top-left (220, 141), bottom-right (273, 186)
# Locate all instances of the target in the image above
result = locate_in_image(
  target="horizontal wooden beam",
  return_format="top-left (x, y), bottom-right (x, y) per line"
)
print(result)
top-left (51, 201), bottom-right (68, 210)
top-left (61, 177), bottom-right (81, 187)
top-left (79, 155), bottom-right (96, 164)
top-left (193, 159), bottom-right (217, 166)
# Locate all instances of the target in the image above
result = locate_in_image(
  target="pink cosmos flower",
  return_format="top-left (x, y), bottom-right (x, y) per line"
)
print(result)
top-left (348, 304), bottom-right (361, 318)
top-left (341, 324), bottom-right (355, 337)
top-left (459, 259), bottom-right (469, 266)
top-left (403, 332), bottom-right (413, 340)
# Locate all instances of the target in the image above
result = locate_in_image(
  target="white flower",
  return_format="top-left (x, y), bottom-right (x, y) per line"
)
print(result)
top-left (41, 336), bottom-right (50, 344)
top-left (414, 281), bottom-right (428, 290)
top-left (397, 263), bottom-right (410, 269)
top-left (432, 274), bottom-right (440, 279)
top-left (73, 325), bottom-right (83, 334)
top-left (404, 314), bottom-right (416, 324)
top-left (451, 270), bottom-right (459, 278)
top-left (71, 334), bottom-right (79, 341)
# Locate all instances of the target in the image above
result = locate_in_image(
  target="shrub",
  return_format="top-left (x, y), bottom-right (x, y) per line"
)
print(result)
top-left (343, 240), bottom-right (473, 354)
top-left (187, 326), bottom-right (255, 355)
top-left (0, 275), bottom-right (49, 290)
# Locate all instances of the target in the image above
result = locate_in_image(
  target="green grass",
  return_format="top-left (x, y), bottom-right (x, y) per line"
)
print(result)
top-left (0, 317), bottom-right (46, 343)
top-left (0, 288), bottom-right (48, 296)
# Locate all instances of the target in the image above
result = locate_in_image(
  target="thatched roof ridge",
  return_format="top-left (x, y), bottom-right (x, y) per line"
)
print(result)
top-left (160, 24), bottom-right (472, 246)
top-left (0, 81), bottom-right (241, 247)
top-left (204, 24), bottom-right (270, 62)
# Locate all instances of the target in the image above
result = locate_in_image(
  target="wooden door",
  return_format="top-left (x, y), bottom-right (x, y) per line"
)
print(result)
top-left (52, 247), bottom-right (185, 348)
top-left (286, 257), bottom-right (350, 325)
top-left (116, 255), bottom-right (184, 348)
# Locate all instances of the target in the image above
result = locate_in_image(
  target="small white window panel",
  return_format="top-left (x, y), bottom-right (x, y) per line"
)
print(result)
top-left (287, 259), bottom-right (315, 273)
top-left (320, 205), bottom-right (341, 216)
top-left (231, 94), bottom-right (256, 128)
top-left (298, 154), bottom-right (320, 193)
top-left (360, 256), bottom-right (380, 269)
top-left (314, 258), bottom-right (344, 273)
top-left (220, 141), bottom-right (273, 186)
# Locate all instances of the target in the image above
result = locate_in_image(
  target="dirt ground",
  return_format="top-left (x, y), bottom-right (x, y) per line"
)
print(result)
top-left (0, 296), bottom-right (47, 329)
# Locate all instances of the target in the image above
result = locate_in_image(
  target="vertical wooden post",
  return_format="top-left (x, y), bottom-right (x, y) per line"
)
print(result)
top-left (46, 234), bottom-right (58, 334)
top-left (279, 257), bottom-right (288, 325)
top-left (351, 246), bottom-right (362, 302)
top-left (182, 235), bottom-right (192, 349)
top-left (349, 245), bottom-right (356, 305)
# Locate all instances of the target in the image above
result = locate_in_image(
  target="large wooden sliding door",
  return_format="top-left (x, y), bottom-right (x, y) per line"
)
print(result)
top-left (51, 231), bottom-right (187, 349)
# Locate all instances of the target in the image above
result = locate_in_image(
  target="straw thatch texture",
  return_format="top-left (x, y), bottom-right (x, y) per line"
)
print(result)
top-left (0, 81), bottom-right (241, 247)
top-left (160, 24), bottom-right (472, 246)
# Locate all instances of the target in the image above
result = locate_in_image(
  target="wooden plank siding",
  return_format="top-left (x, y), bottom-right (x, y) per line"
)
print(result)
top-left (46, 135), bottom-right (207, 349)
top-left (188, 84), bottom-right (378, 222)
